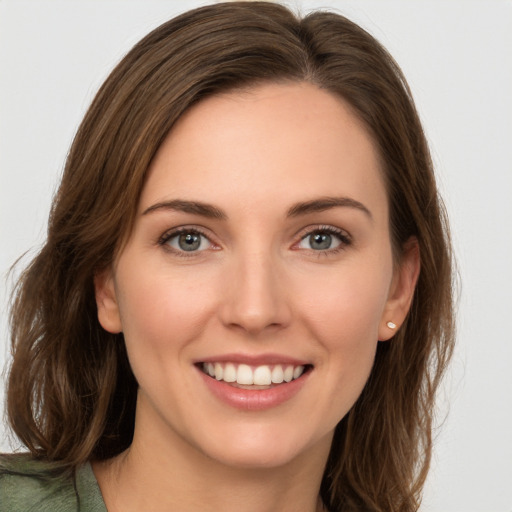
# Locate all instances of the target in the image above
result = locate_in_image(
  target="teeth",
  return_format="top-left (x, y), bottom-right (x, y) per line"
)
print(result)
top-left (202, 362), bottom-right (306, 385)
top-left (293, 366), bottom-right (304, 379)
top-left (271, 365), bottom-right (284, 384)
top-left (223, 363), bottom-right (237, 383)
top-left (237, 364), bottom-right (254, 385)
top-left (214, 363), bottom-right (223, 381)
top-left (253, 365), bottom-right (272, 386)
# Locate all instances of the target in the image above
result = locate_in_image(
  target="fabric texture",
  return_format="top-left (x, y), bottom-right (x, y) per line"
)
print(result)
top-left (0, 454), bottom-right (107, 512)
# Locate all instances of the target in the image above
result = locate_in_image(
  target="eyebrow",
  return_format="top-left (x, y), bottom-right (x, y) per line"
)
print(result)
top-left (286, 196), bottom-right (373, 220)
top-left (142, 196), bottom-right (372, 221)
top-left (142, 200), bottom-right (227, 219)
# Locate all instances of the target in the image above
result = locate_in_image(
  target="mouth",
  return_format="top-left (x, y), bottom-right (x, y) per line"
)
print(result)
top-left (195, 358), bottom-right (313, 410)
top-left (197, 362), bottom-right (313, 390)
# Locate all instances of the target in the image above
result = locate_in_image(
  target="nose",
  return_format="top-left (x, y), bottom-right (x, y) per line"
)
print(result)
top-left (218, 250), bottom-right (292, 336)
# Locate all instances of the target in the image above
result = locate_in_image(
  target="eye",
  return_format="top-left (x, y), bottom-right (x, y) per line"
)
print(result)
top-left (160, 229), bottom-right (212, 253)
top-left (296, 227), bottom-right (351, 252)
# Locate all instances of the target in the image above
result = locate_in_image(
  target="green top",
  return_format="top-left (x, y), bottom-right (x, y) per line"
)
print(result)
top-left (0, 454), bottom-right (107, 511)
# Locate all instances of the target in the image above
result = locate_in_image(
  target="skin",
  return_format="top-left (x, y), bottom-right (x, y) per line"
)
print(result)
top-left (94, 82), bottom-right (419, 512)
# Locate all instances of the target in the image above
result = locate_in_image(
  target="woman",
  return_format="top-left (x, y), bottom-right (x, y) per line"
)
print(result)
top-left (0, 2), bottom-right (455, 511)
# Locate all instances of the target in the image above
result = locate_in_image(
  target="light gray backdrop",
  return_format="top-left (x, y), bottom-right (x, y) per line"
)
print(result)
top-left (1, 1), bottom-right (511, 511)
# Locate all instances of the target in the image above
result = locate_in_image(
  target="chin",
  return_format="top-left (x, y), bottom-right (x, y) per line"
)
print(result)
top-left (193, 422), bottom-right (333, 471)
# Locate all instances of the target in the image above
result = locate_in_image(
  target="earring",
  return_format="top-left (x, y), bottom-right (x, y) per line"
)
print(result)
top-left (386, 321), bottom-right (397, 329)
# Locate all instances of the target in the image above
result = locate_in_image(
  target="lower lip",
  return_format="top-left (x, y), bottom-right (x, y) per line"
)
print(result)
top-left (197, 367), bottom-right (311, 411)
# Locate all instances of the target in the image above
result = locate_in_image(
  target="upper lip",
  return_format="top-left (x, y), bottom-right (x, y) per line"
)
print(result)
top-left (196, 353), bottom-right (311, 367)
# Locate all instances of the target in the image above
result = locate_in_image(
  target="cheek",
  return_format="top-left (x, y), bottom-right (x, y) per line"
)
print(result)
top-left (297, 271), bottom-right (388, 423)
top-left (114, 264), bottom-right (217, 359)
top-left (297, 263), bottom-right (391, 344)
top-left (293, 257), bottom-right (392, 400)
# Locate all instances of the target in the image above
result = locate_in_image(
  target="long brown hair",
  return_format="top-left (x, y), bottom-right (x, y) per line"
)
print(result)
top-left (6, 3), bottom-right (455, 511)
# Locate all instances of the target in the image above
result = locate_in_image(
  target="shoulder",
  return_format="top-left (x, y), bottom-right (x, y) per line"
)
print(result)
top-left (0, 453), bottom-right (105, 512)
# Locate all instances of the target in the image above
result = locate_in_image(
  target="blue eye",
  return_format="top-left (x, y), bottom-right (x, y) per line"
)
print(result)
top-left (163, 230), bottom-right (211, 253)
top-left (297, 228), bottom-right (349, 251)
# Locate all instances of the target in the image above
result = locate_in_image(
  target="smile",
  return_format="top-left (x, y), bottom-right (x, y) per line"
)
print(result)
top-left (201, 362), bottom-right (307, 387)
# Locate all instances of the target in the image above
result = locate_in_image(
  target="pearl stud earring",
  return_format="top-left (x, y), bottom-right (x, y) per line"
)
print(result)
top-left (386, 321), bottom-right (397, 329)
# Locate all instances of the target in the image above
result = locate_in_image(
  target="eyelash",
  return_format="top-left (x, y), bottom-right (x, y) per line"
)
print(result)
top-left (295, 225), bottom-right (352, 256)
top-left (157, 224), bottom-right (352, 257)
top-left (158, 226), bottom-right (215, 258)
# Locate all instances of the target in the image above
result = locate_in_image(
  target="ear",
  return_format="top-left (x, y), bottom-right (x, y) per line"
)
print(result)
top-left (378, 237), bottom-right (420, 341)
top-left (94, 268), bottom-right (123, 333)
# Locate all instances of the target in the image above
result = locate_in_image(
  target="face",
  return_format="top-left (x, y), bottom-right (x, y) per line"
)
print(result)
top-left (96, 82), bottom-right (418, 471)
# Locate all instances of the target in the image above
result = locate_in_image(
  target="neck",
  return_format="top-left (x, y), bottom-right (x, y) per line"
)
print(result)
top-left (93, 399), bottom-right (332, 512)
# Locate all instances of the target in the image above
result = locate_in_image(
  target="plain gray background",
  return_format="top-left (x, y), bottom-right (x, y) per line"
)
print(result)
top-left (1, 1), bottom-right (511, 510)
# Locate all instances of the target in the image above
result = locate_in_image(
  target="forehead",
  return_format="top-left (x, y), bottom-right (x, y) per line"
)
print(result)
top-left (141, 82), bottom-right (387, 221)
